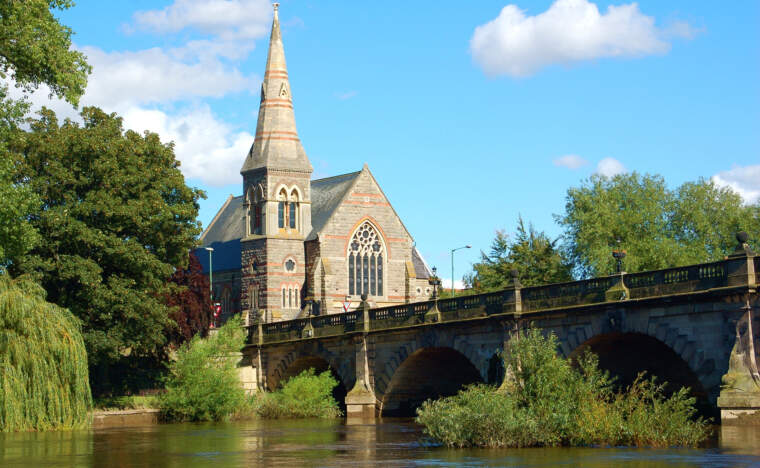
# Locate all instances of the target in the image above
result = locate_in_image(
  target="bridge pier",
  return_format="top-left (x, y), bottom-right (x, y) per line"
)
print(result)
top-left (718, 299), bottom-right (760, 424)
top-left (345, 335), bottom-right (377, 418)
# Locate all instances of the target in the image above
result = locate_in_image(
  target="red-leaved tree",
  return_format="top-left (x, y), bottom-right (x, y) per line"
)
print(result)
top-left (166, 252), bottom-right (213, 346)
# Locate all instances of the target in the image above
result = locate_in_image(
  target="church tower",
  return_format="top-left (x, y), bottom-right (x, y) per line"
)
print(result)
top-left (241, 3), bottom-right (312, 322)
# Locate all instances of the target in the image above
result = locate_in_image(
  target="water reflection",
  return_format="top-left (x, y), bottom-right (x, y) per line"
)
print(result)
top-left (1, 419), bottom-right (759, 467)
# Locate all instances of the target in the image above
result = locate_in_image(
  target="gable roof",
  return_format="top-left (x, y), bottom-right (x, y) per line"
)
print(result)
top-left (307, 171), bottom-right (361, 240)
top-left (412, 247), bottom-right (431, 279)
top-left (196, 195), bottom-right (244, 273)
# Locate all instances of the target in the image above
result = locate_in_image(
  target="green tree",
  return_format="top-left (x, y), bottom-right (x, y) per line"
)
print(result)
top-left (9, 107), bottom-right (204, 394)
top-left (159, 316), bottom-right (247, 422)
top-left (0, 88), bottom-right (38, 267)
top-left (0, 0), bottom-right (91, 106)
top-left (556, 173), bottom-right (759, 278)
top-left (466, 217), bottom-right (573, 291)
top-left (0, 274), bottom-right (92, 431)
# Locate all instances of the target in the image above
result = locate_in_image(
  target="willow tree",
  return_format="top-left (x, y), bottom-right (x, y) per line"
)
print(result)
top-left (0, 274), bottom-right (91, 431)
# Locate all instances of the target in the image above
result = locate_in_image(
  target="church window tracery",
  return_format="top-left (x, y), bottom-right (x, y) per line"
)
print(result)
top-left (348, 221), bottom-right (384, 297)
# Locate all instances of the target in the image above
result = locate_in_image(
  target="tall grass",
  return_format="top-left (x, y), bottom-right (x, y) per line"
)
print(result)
top-left (159, 316), bottom-right (247, 422)
top-left (252, 369), bottom-right (342, 419)
top-left (0, 274), bottom-right (92, 431)
top-left (416, 329), bottom-right (710, 448)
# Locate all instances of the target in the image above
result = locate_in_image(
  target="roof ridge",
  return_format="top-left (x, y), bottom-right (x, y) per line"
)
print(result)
top-left (311, 170), bottom-right (361, 184)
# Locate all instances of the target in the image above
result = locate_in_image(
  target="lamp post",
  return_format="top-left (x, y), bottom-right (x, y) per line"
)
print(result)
top-left (204, 247), bottom-right (214, 299)
top-left (429, 266), bottom-right (441, 300)
top-left (450, 245), bottom-right (471, 297)
top-left (611, 239), bottom-right (626, 274)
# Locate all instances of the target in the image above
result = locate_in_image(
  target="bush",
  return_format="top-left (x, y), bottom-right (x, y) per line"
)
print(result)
top-left (159, 316), bottom-right (247, 422)
top-left (252, 369), bottom-right (342, 419)
top-left (416, 329), bottom-right (710, 448)
top-left (93, 395), bottom-right (158, 411)
top-left (0, 274), bottom-right (92, 432)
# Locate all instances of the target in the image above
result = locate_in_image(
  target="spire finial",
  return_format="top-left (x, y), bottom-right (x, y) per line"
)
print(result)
top-left (273, 2), bottom-right (279, 12)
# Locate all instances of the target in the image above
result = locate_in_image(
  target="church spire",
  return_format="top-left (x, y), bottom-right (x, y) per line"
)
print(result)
top-left (241, 3), bottom-right (311, 174)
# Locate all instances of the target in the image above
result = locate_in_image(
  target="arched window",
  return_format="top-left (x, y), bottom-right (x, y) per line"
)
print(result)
top-left (348, 221), bottom-right (385, 297)
top-left (281, 288), bottom-right (286, 307)
top-left (289, 189), bottom-right (299, 230)
top-left (247, 186), bottom-right (263, 235)
top-left (277, 189), bottom-right (287, 229)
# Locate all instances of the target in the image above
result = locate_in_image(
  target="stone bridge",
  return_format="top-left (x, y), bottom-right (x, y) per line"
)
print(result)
top-left (239, 246), bottom-right (759, 424)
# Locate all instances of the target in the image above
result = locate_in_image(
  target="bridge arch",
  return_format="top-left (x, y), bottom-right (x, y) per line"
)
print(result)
top-left (378, 342), bottom-right (484, 416)
top-left (268, 350), bottom-right (351, 411)
top-left (568, 331), bottom-right (713, 415)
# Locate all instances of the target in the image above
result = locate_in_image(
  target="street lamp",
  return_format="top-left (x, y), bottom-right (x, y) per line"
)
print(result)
top-left (450, 245), bottom-right (471, 297)
top-left (429, 266), bottom-right (441, 299)
top-left (611, 239), bottom-right (626, 274)
top-left (204, 246), bottom-right (214, 300)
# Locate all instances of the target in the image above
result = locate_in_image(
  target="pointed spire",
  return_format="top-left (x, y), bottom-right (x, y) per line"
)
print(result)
top-left (241, 3), bottom-right (312, 174)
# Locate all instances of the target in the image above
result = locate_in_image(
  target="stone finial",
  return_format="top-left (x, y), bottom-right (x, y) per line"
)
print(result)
top-left (273, 2), bottom-right (279, 12)
top-left (510, 269), bottom-right (522, 288)
top-left (730, 231), bottom-right (755, 257)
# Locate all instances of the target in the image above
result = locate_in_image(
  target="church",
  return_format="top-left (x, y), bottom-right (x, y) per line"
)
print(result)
top-left (197, 5), bottom-right (431, 323)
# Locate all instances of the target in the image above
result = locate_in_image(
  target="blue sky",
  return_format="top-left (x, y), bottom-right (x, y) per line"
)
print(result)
top-left (21, 0), bottom-right (760, 286)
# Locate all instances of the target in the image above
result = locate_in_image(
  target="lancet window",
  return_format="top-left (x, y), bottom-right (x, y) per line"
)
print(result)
top-left (277, 188), bottom-right (300, 231)
top-left (348, 222), bottom-right (384, 297)
top-left (247, 186), bottom-right (263, 235)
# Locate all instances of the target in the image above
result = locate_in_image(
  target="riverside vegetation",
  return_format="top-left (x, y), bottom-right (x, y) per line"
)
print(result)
top-left (416, 329), bottom-right (710, 448)
top-left (0, 275), bottom-right (92, 431)
top-left (159, 316), bottom-right (340, 422)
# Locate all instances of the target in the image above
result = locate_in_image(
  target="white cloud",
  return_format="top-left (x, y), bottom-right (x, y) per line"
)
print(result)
top-left (470, 0), bottom-right (694, 77)
top-left (595, 157), bottom-right (626, 177)
top-left (712, 165), bottom-right (760, 204)
top-left (81, 46), bottom-right (256, 109)
top-left (132, 0), bottom-right (272, 40)
top-left (553, 154), bottom-right (588, 169)
top-left (121, 105), bottom-right (253, 187)
top-left (442, 279), bottom-right (467, 290)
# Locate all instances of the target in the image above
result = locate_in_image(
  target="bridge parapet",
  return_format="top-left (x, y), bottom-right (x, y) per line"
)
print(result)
top-left (247, 255), bottom-right (757, 346)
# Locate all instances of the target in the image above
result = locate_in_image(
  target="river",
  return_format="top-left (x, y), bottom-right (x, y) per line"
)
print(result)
top-left (2, 419), bottom-right (760, 467)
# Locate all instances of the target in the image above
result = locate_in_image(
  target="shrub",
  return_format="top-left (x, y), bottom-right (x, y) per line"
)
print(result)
top-left (416, 329), bottom-right (710, 448)
top-left (159, 316), bottom-right (247, 422)
top-left (252, 369), bottom-right (342, 419)
top-left (0, 274), bottom-right (92, 431)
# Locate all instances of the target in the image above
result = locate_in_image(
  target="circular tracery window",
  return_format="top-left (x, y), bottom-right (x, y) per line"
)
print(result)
top-left (284, 258), bottom-right (296, 272)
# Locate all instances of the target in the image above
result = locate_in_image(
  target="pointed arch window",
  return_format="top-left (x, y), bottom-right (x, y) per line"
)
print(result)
top-left (277, 189), bottom-right (287, 229)
top-left (248, 186), bottom-right (264, 235)
top-left (348, 222), bottom-right (385, 297)
top-left (288, 189), bottom-right (298, 230)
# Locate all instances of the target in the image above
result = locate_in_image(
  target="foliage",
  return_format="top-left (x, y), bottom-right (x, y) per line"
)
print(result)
top-left (0, 87), bottom-right (38, 267)
top-left (0, 273), bottom-right (92, 431)
top-left (8, 107), bottom-right (204, 394)
top-left (159, 316), bottom-right (246, 422)
top-left (0, 0), bottom-right (91, 106)
top-left (465, 216), bottom-right (573, 291)
top-left (165, 252), bottom-right (213, 347)
top-left (253, 369), bottom-right (342, 419)
top-left (93, 395), bottom-right (158, 411)
top-left (556, 173), bottom-right (760, 278)
top-left (416, 329), bottom-right (710, 448)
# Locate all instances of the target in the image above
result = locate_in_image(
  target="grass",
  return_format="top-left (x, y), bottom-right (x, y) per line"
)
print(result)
top-left (93, 395), bottom-right (159, 411)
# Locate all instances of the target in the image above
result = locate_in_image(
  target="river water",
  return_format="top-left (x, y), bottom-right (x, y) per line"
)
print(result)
top-left (2, 419), bottom-right (760, 467)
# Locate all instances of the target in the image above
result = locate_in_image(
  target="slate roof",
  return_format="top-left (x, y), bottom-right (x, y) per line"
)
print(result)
top-left (412, 247), bottom-right (431, 279)
top-left (196, 195), bottom-right (244, 273)
top-left (307, 171), bottom-right (361, 240)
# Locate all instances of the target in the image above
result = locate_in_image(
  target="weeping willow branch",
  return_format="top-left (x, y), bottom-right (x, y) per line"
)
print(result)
top-left (0, 274), bottom-right (92, 431)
